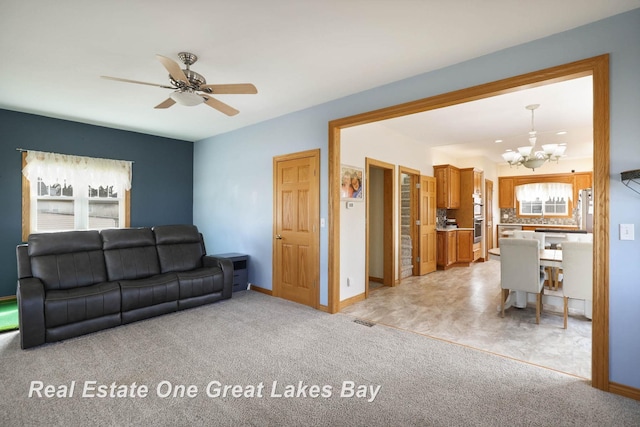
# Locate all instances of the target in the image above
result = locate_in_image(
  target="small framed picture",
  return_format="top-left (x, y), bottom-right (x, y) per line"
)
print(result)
top-left (340, 165), bottom-right (364, 201)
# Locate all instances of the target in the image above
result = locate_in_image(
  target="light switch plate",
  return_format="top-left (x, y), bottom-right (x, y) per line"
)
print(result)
top-left (620, 224), bottom-right (635, 241)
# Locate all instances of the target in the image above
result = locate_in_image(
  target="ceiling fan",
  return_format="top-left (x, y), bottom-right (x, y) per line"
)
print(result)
top-left (101, 52), bottom-right (257, 116)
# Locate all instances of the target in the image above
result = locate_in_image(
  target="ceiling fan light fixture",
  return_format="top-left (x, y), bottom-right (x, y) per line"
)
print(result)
top-left (170, 90), bottom-right (204, 106)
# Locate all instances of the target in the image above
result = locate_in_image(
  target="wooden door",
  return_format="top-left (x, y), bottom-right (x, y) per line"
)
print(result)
top-left (418, 175), bottom-right (437, 275)
top-left (485, 179), bottom-right (494, 258)
top-left (273, 150), bottom-right (320, 308)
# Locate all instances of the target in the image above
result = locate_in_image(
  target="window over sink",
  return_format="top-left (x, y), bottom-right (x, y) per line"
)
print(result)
top-left (516, 183), bottom-right (572, 217)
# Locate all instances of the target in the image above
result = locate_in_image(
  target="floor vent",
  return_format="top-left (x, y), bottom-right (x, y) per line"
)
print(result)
top-left (353, 319), bottom-right (375, 327)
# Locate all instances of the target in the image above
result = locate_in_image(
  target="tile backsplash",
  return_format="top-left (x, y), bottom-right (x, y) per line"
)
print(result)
top-left (438, 207), bottom-right (577, 226)
top-left (499, 208), bottom-right (578, 226)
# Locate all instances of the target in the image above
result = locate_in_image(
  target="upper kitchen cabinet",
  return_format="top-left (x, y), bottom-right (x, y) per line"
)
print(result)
top-left (573, 172), bottom-right (593, 199)
top-left (498, 177), bottom-right (515, 209)
top-left (498, 172), bottom-right (593, 211)
top-left (434, 164), bottom-right (460, 209)
top-left (473, 169), bottom-right (483, 195)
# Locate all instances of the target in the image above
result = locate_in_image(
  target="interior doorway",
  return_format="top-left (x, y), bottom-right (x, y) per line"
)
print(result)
top-left (366, 158), bottom-right (395, 297)
top-left (485, 179), bottom-right (494, 259)
top-left (328, 55), bottom-right (610, 391)
top-left (399, 167), bottom-right (421, 282)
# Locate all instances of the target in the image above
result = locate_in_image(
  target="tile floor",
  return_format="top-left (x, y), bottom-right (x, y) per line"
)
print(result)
top-left (341, 259), bottom-right (592, 379)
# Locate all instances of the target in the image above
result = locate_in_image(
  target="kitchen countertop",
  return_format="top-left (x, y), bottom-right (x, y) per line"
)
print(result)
top-left (436, 227), bottom-right (474, 231)
top-left (497, 223), bottom-right (579, 228)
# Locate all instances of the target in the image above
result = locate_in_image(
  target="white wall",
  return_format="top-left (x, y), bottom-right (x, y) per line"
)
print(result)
top-left (340, 123), bottom-right (433, 299)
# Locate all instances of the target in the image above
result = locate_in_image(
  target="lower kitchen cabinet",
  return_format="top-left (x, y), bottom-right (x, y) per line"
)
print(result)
top-left (457, 230), bottom-right (474, 263)
top-left (437, 229), bottom-right (475, 269)
top-left (437, 230), bottom-right (457, 270)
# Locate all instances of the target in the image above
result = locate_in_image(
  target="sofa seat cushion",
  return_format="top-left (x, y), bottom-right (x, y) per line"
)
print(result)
top-left (177, 267), bottom-right (224, 299)
top-left (45, 282), bottom-right (121, 329)
top-left (120, 273), bottom-right (179, 312)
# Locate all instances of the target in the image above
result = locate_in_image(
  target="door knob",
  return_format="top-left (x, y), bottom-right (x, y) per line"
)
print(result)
top-left (275, 234), bottom-right (283, 240)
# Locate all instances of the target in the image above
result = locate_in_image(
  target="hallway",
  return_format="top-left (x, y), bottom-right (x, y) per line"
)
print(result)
top-left (343, 259), bottom-right (592, 379)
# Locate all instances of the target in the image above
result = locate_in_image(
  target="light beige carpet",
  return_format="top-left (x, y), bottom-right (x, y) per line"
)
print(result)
top-left (1, 291), bottom-right (638, 426)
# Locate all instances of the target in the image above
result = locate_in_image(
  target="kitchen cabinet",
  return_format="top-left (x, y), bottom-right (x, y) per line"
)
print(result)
top-left (457, 230), bottom-right (474, 263)
top-left (473, 169), bottom-right (483, 195)
top-left (434, 165), bottom-right (460, 209)
top-left (436, 230), bottom-right (458, 269)
top-left (498, 177), bottom-right (515, 209)
top-left (473, 242), bottom-right (482, 261)
top-left (573, 172), bottom-right (593, 201)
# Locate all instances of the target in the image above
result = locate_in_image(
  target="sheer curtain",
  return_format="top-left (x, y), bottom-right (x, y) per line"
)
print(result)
top-left (515, 183), bottom-right (572, 201)
top-left (22, 150), bottom-right (132, 191)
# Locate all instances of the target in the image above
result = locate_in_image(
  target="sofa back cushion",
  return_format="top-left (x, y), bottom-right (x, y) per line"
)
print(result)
top-left (102, 227), bottom-right (160, 281)
top-left (28, 230), bottom-right (107, 291)
top-left (153, 225), bottom-right (204, 273)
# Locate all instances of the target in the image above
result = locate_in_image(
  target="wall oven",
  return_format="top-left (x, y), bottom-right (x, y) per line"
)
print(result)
top-left (473, 218), bottom-right (483, 243)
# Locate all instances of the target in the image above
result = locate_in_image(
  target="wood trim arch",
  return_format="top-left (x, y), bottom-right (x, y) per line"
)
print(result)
top-left (328, 55), bottom-right (609, 391)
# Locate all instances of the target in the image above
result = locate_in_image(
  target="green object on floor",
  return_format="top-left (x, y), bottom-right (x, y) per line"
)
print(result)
top-left (0, 300), bottom-right (19, 332)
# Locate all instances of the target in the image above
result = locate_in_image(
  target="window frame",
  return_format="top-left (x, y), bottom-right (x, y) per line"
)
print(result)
top-left (21, 152), bottom-right (130, 241)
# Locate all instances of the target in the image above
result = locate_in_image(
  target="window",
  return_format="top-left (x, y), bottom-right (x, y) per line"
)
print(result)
top-left (516, 183), bottom-right (572, 217)
top-left (21, 151), bottom-right (132, 240)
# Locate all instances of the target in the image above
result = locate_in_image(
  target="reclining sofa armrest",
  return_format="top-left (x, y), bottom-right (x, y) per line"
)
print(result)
top-left (17, 277), bottom-right (46, 349)
top-left (203, 256), bottom-right (234, 299)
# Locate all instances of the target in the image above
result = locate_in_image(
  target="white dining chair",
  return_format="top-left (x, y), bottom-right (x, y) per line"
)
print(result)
top-left (513, 230), bottom-right (535, 240)
top-left (499, 238), bottom-right (546, 324)
top-left (560, 240), bottom-right (593, 329)
top-left (533, 232), bottom-right (549, 249)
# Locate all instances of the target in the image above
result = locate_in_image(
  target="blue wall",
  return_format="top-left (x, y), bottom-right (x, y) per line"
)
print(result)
top-left (0, 109), bottom-right (194, 298)
top-left (194, 10), bottom-right (640, 389)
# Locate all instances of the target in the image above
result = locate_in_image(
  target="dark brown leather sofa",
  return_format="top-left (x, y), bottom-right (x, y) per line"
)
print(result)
top-left (16, 224), bottom-right (233, 349)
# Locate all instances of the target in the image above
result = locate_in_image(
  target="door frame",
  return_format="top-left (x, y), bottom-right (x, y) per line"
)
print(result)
top-left (328, 55), bottom-right (610, 391)
top-left (398, 166), bottom-right (421, 283)
top-left (365, 158), bottom-right (395, 297)
top-left (272, 148), bottom-right (321, 309)
top-left (485, 179), bottom-right (494, 260)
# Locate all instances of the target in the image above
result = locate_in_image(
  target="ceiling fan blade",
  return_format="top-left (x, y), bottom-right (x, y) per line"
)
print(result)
top-left (156, 54), bottom-right (189, 85)
top-left (154, 98), bottom-right (176, 109)
top-left (101, 76), bottom-right (174, 89)
top-left (199, 83), bottom-right (258, 94)
top-left (201, 95), bottom-right (239, 116)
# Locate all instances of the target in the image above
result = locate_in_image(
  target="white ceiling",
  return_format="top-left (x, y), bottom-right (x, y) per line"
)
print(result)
top-left (379, 76), bottom-right (594, 163)
top-left (1, 1), bottom-right (638, 145)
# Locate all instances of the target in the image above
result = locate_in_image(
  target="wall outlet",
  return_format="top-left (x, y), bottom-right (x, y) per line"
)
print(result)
top-left (347, 277), bottom-right (351, 287)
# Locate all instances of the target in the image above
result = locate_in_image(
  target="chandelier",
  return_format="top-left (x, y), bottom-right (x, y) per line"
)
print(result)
top-left (501, 104), bottom-right (566, 171)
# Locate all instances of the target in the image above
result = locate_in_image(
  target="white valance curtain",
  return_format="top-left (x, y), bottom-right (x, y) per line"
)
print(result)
top-left (515, 183), bottom-right (572, 201)
top-left (22, 150), bottom-right (132, 191)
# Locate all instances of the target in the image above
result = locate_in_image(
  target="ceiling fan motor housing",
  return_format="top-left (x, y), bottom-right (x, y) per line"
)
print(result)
top-left (170, 69), bottom-right (206, 89)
